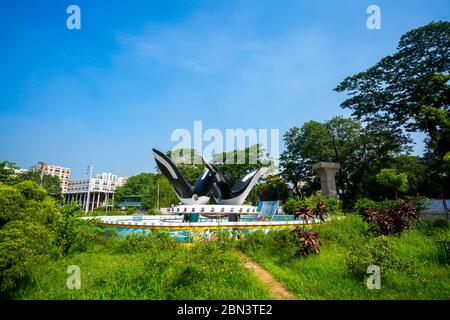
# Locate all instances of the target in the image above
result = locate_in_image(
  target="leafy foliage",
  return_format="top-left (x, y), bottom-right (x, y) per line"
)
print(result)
top-left (280, 117), bottom-right (411, 208)
top-left (335, 21), bottom-right (450, 196)
top-left (0, 161), bottom-right (19, 184)
top-left (15, 171), bottom-right (62, 195)
top-left (0, 181), bottom-right (60, 295)
top-left (212, 144), bottom-right (272, 186)
top-left (0, 221), bottom-right (52, 293)
top-left (291, 228), bottom-right (321, 257)
top-left (52, 201), bottom-right (101, 257)
top-left (345, 236), bottom-right (412, 279)
top-left (114, 173), bottom-right (179, 210)
top-left (375, 168), bottom-right (409, 198)
top-left (362, 200), bottom-right (420, 235)
top-left (257, 174), bottom-right (291, 202)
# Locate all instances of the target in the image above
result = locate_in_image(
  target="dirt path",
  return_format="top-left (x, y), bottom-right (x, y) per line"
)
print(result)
top-left (238, 253), bottom-right (297, 300)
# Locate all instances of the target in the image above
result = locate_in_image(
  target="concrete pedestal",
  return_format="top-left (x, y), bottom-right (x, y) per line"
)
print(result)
top-left (312, 162), bottom-right (340, 198)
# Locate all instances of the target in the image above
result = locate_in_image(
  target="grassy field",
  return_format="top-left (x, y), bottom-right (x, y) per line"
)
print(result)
top-left (12, 236), bottom-right (271, 300)
top-left (238, 215), bottom-right (450, 299)
top-left (11, 215), bottom-right (450, 300)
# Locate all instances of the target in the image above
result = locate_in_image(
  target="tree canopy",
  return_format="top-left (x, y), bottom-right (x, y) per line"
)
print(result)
top-left (280, 117), bottom-right (412, 207)
top-left (335, 21), bottom-right (450, 195)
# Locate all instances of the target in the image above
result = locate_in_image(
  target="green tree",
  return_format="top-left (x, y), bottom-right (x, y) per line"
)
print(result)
top-left (375, 169), bottom-right (409, 199)
top-left (142, 175), bottom-right (179, 210)
top-left (15, 170), bottom-right (62, 195)
top-left (257, 175), bottom-right (291, 202)
top-left (392, 155), bottom-right (426, 194)
top-left (0, 161), bottom-right (18, 184)
top-left (0, 181), bottom-right (59, 295)
top-left (281, 117), bottom-right (410, 207)
top-left (114, 173), bottom-right (156, 202)
top-left (0, 220), bottom-right (51, 294)
top-left (52, 201), bottom-right (84, 257)
top-left (335, 21), bottom-right (450, 194)
top-left (212, 144), bottom-right (272, 186)
top-left (115, 172), bottom-right (179, 210)
top-left (279, 127), bottom-right (312, 197)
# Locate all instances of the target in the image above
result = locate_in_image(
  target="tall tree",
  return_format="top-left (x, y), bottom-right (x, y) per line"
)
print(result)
top-left (257, 175), bottom-right (292, 202)
top-left (114, 172), bottom-right (179, 210)
top-left (280, 117), bottom-right (410, 207)
top-left (212, 144), bottom-right (272, 185)
top-left (16, 171), bottom-right (62, 195)
top-left (335, 21), bottom-right (450, 194)
top-left (280, 126), bottom-right (320, 197)
top-left (0, 161), bottom-right (18, 184)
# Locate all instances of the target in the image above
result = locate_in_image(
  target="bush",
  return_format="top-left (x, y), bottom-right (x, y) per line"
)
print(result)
top-left (291, 227), bottom-right (321, 257)
top-left (362, 200), bottom-right (420, 235)
top-left (284, 194), bottom-right (341, 217)
top-left (283, 199), bottom-right (298, 215)
top-left (52, 201), bottom-right (103, 257)
top-left (0, 181), bottom-right (61, 296)
top-left (354, 197), bottom-right (377, 215)
top-left (429, 218), bottom-right (449, 230)
top-left (345, 236), bottom-right (412, 279)
top-left (0, 185), bottom-right (24, 226)
top-left (0, 221), bottom-right (51, 294)
top-left (294, 203), bottom-right (314, 222)
top-left (309, 193), bottom-right (341, 215)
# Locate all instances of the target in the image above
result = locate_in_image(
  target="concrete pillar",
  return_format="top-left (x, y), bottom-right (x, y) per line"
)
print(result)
top-left (97, 192), bottom-right (100, 209)
top-left (312, 162), bottom-right (340, 198)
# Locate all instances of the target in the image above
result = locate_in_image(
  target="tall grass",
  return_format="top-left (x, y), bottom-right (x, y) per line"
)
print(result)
top-left (11, 216), bottom-right (450, 300)
top-left (12, 233), bottom-right (271, 300)
top-left (238, 215), bottom-right (450, 299)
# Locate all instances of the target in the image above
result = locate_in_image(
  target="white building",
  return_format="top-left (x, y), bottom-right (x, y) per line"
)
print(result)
top-left (63, 172), bottom-right (127, 212)
top-left (30, 162), bottom-right (71, 192)
top-left (13, 168), bottom-right (29, 175)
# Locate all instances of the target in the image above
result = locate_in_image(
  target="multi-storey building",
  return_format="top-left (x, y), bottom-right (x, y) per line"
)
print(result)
top-left (63, 172), bottom-right (127, 212)
top-left (31, 162), bottom-right (71, 192)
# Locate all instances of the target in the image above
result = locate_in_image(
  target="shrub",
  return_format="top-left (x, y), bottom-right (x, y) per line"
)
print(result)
top-left (291, 227), bottom-right (321, 256)
top-left (345, 236), bottom-right (412, 279)
top-left (354, 197), bottom-right (377, 215)
top-left (313, 200), bottom-right (328, 222)
top-left (0, 185), bottom-right (24, 226)
top-left (362, 200), bottom-right (420, 235)
top-left (15, 181), bottom-right (47, 202)
top-left (0, 221), bottom-right (51, 294)
top-left (429, 218), bottom-right (449, 230)
top-left (284, 194), bottom-right (341, 217)
top-left (107, 230), bottom-right (177, 254)
top-left (294, 203), bottom-right (314, 222)
top-left (309, 193), bottom-right (341, 214)
top-left (52, 201), bottom-right (102, 257)
top-left (283, 199), bottom-right (299, 215)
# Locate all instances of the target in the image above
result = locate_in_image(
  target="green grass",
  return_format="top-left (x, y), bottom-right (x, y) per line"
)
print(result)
top-left (12, 239), bottom-right (271, 300)
top-left (238, 215), bottom-right (450, 299)
top-left (10, 215), bottom-right (450, 300)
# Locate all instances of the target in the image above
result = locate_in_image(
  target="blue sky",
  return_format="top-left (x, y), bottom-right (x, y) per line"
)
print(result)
top-left (0, 0), bottom-right (449, 178)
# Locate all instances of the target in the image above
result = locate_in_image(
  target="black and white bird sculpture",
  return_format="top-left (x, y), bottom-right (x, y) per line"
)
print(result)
top-left (202, 159), bottom-right (268, 205)
top-left (152, 148), bottom-right (214, 205)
